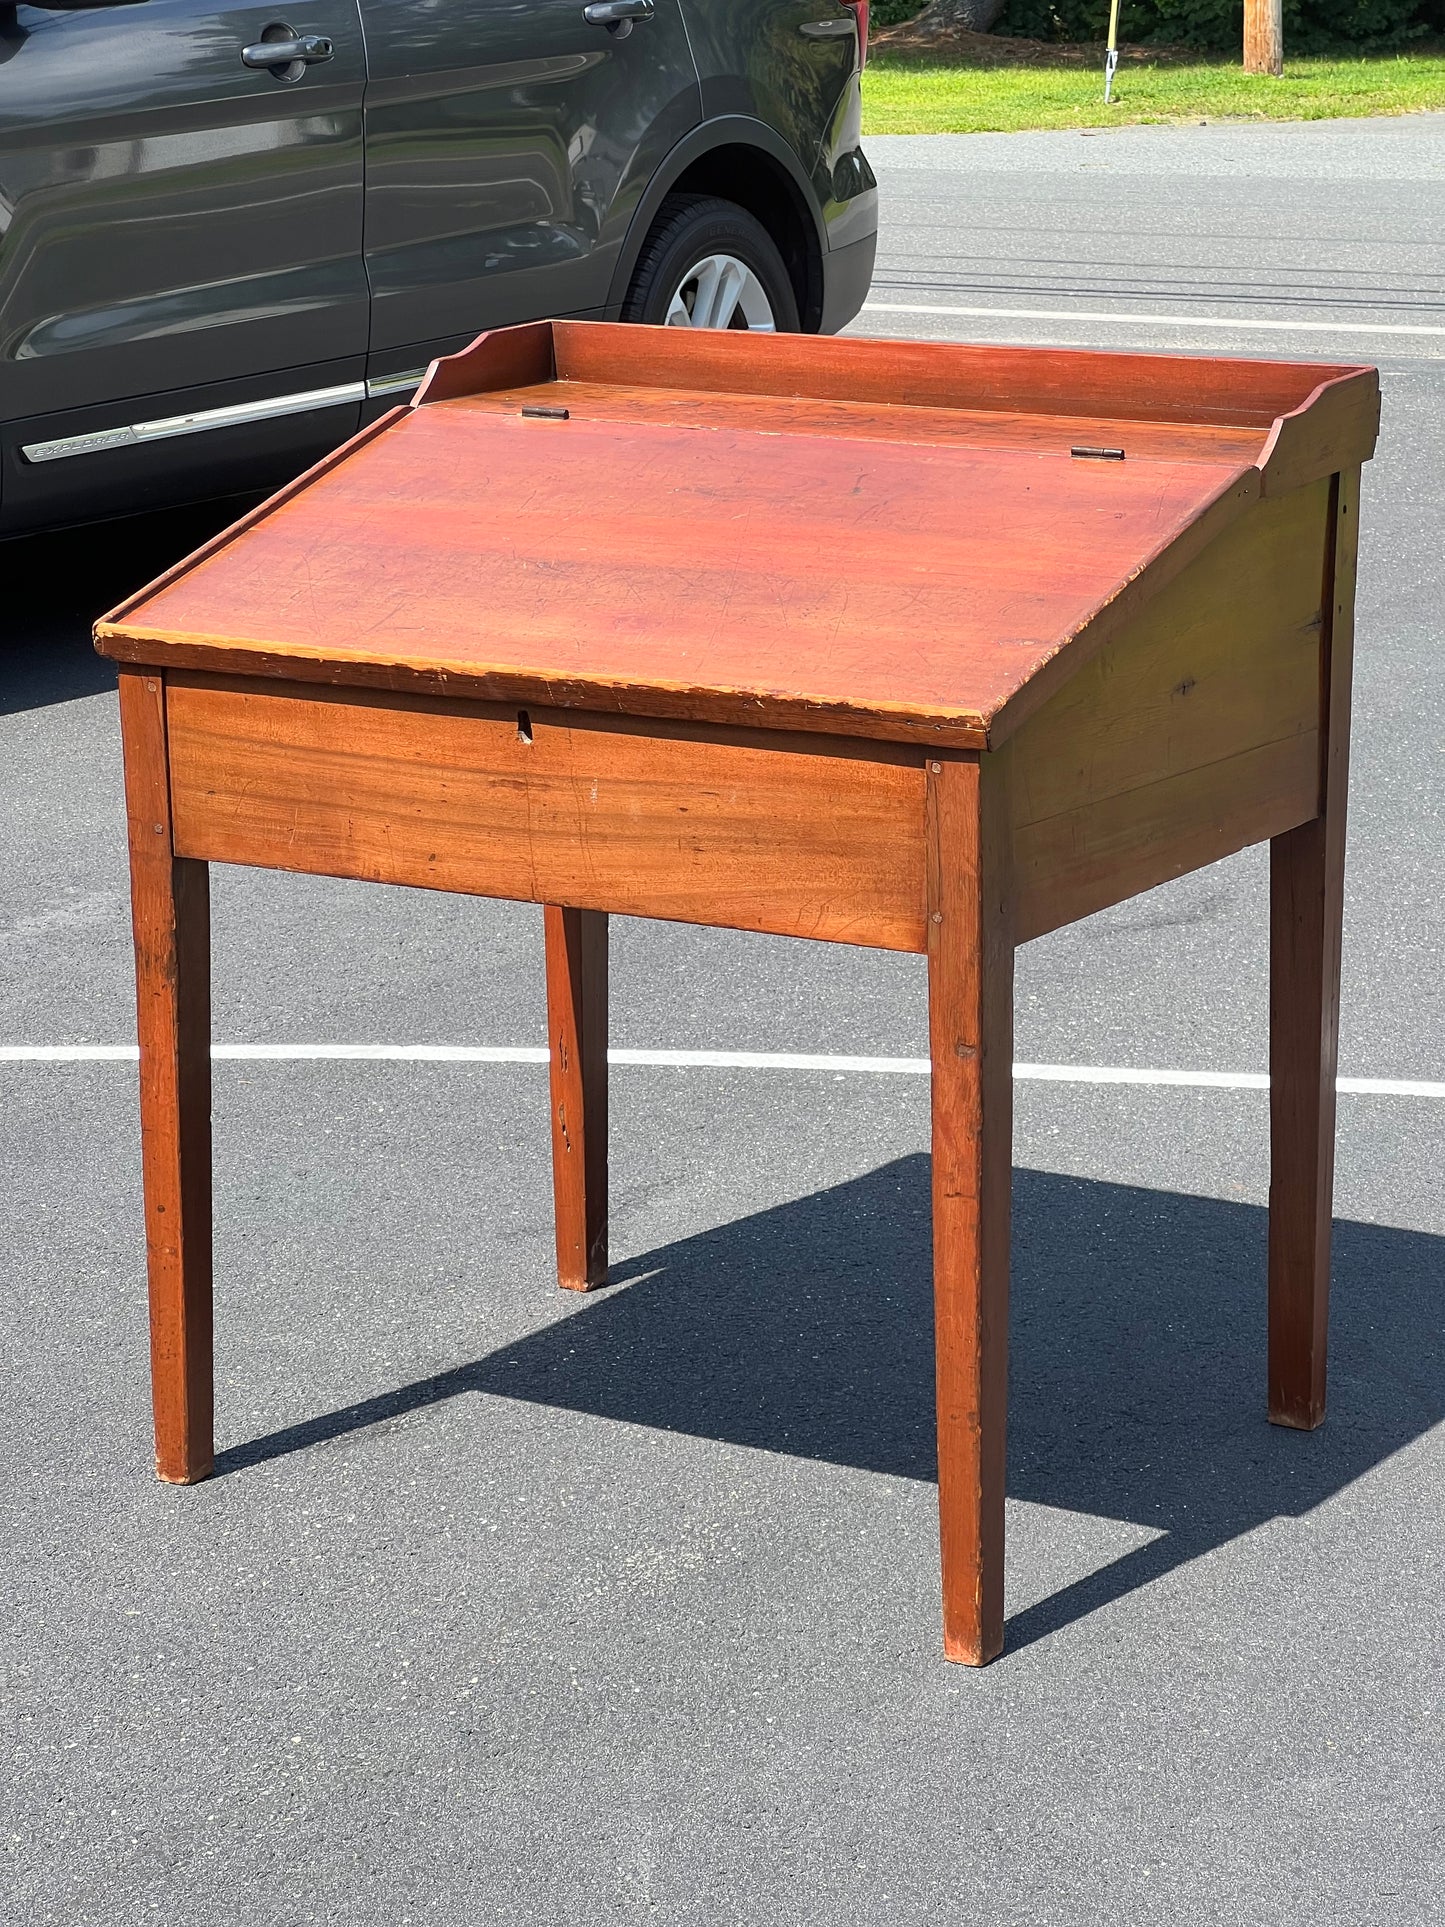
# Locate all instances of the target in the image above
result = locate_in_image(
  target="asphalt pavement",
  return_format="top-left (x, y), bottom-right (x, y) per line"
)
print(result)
top-left (3, 115), bottom-right (1444, 1925)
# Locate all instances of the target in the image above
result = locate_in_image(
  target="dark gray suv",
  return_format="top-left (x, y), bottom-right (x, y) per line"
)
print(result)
top-left (0, 0), bottom-right (877, 536)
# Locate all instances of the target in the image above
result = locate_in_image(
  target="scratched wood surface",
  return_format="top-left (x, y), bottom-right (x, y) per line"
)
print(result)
top-left (95, 324), bottom-right (1379, 750)
top-left (98, 406), bottom-right (1256, 746)
top-left (444, 381), bottom-right (1272, 466)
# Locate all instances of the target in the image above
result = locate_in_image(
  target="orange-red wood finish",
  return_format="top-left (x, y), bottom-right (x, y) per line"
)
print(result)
top-left (117, 669), bottom-right (214, 1485)
top-left (928, 754), bottom-right (1015, 1665)
top-left (161, 676), bottom-right (930, 950)
top-left (545, 906), bottom-right (609, 1292)
top-left (98, 403), bottom-right (1254, 748)
top-left (96, 323), bottom-right (1378, 754)
top-left (1267, 467), bottom-right (1360, 1429)
top-left (96, 321), bottom-right (1380, 1665)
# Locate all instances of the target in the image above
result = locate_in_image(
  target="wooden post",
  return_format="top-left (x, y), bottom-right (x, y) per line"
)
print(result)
top-left (927, 752), bottom-right (1015, 1665)
top-left (544, 905), bottom-right (609, 1291)
top-left (118, 670), bottom-right (215, 1484)
top-left (1244, 0), bottom-right (1283, 76)
top-left (1267, 469), bottom-right (1358, 1429)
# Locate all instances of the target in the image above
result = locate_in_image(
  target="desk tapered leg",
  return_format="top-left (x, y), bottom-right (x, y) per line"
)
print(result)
top-left (927, 755), bottom-right (1014, 1665)
top-left (1268, 470), bottom-right (1358, 1431)
top-left (545, 906), bottom-right (609, 1291)
top-left (118, 670), bottom-right (214, 1484)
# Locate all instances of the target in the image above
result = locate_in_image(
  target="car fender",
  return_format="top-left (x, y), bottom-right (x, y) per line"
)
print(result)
top-left (601, 116), bottom-right (828, 319)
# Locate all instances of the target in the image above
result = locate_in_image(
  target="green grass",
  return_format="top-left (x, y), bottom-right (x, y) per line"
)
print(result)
top-left (862, 48), bottom-right (1445, 133)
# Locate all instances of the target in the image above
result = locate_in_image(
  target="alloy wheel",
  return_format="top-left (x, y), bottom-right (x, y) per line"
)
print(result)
top-left (664, 253), bottom-right (777, 330)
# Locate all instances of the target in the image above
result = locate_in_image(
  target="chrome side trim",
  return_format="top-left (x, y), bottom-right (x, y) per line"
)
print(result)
top-left (366, 368), bottom-right (427, 400)
top-left (20, 380), bottom-right (367, 465)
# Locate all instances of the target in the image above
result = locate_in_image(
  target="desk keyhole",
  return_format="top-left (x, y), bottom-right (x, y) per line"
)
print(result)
top-left (517, 710), bottom-right (534, 745)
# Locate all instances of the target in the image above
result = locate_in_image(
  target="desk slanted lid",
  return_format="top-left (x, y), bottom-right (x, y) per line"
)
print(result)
top-left (96, 322), bottom-right (1378, 749)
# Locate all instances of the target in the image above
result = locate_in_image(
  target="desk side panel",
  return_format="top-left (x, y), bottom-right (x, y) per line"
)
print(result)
top-left (1008, 478), bottom-right (1332, 942)
top-left (164, 680), bottom-right (929, 952)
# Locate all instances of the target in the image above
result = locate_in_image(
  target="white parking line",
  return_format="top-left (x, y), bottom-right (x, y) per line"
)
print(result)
top-left (1, 1043), bottom-right (1442, 1097)
top-left (863, 301), bottom-right (1445, 340)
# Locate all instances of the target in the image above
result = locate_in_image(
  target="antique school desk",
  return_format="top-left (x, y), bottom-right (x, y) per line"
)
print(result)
top-left (97, 321), bottom-right (1379, 1665)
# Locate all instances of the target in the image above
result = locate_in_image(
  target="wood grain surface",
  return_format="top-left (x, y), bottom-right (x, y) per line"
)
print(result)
top-left (97, 403), bottom-right (1256, 747)
top-left (1007, 477), bottom-right (1331, 939)
top-left (163, 677), bottom-right (930, 951)
top-left (927, 753), bottom-right (1014, 1666)
top-left (97, 325), bottom-right (1377, 753)
top-left (443, 380), bottom-right (1272, 467)
top-left (117, 670), bottom-right (214, 1486)
top-left (521, 321), bottom-right (1372, 436)
top-left (1256, 371), bottom-right (1382, 499)
top-left (1267, 467), bottom-right (1360, 1430)
top-left (99, 324), bottom-right (1380, 1666)
top-left (418, 319), bottom-right (1376, 490)
top-left (545, 905), bottom-right (609, 1293)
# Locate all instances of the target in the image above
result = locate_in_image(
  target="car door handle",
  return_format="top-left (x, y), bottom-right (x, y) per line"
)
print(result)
top-left (240, 33), bottom-right (334, 70)
top-left (583, 0), bottom-right (655, 35)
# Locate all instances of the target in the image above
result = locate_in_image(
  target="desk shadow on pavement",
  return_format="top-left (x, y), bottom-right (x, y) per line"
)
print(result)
top-left (215, 1161), bottom-right (1445, 1654)
top-left (2, 499), bottom-right (251, 715)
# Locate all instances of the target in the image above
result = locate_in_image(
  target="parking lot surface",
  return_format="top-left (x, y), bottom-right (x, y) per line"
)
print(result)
top-left (4, 116), bottom-right (1444, 1925)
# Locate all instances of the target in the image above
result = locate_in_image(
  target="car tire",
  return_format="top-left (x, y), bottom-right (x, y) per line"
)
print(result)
top-left (620, 194), bottom-right (801, 333)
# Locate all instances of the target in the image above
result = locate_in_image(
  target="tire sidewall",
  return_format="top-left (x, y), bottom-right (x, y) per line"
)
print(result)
top-left (623, 197), bottom-right (800, 332)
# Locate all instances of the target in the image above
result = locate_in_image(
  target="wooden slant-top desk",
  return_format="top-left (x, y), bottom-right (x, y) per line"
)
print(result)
top-left (96, 322), bottom-right (1379, 1664)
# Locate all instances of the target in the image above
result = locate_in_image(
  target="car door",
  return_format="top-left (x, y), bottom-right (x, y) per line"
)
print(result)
top-left (0, 0), bottom-right (367, 532)
top-left (358, 0), bottom-right (701, 388)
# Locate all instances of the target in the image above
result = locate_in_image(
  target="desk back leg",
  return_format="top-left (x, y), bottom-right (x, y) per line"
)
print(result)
top-left (544, 906), bottom-right (609, 1291)
top-left (927, 754), bottom-right (1014, 1664)
top-left (118, 670), bottom-right (214, 1484)
top-left (1267, 469), bottom-right (1358, 1431)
